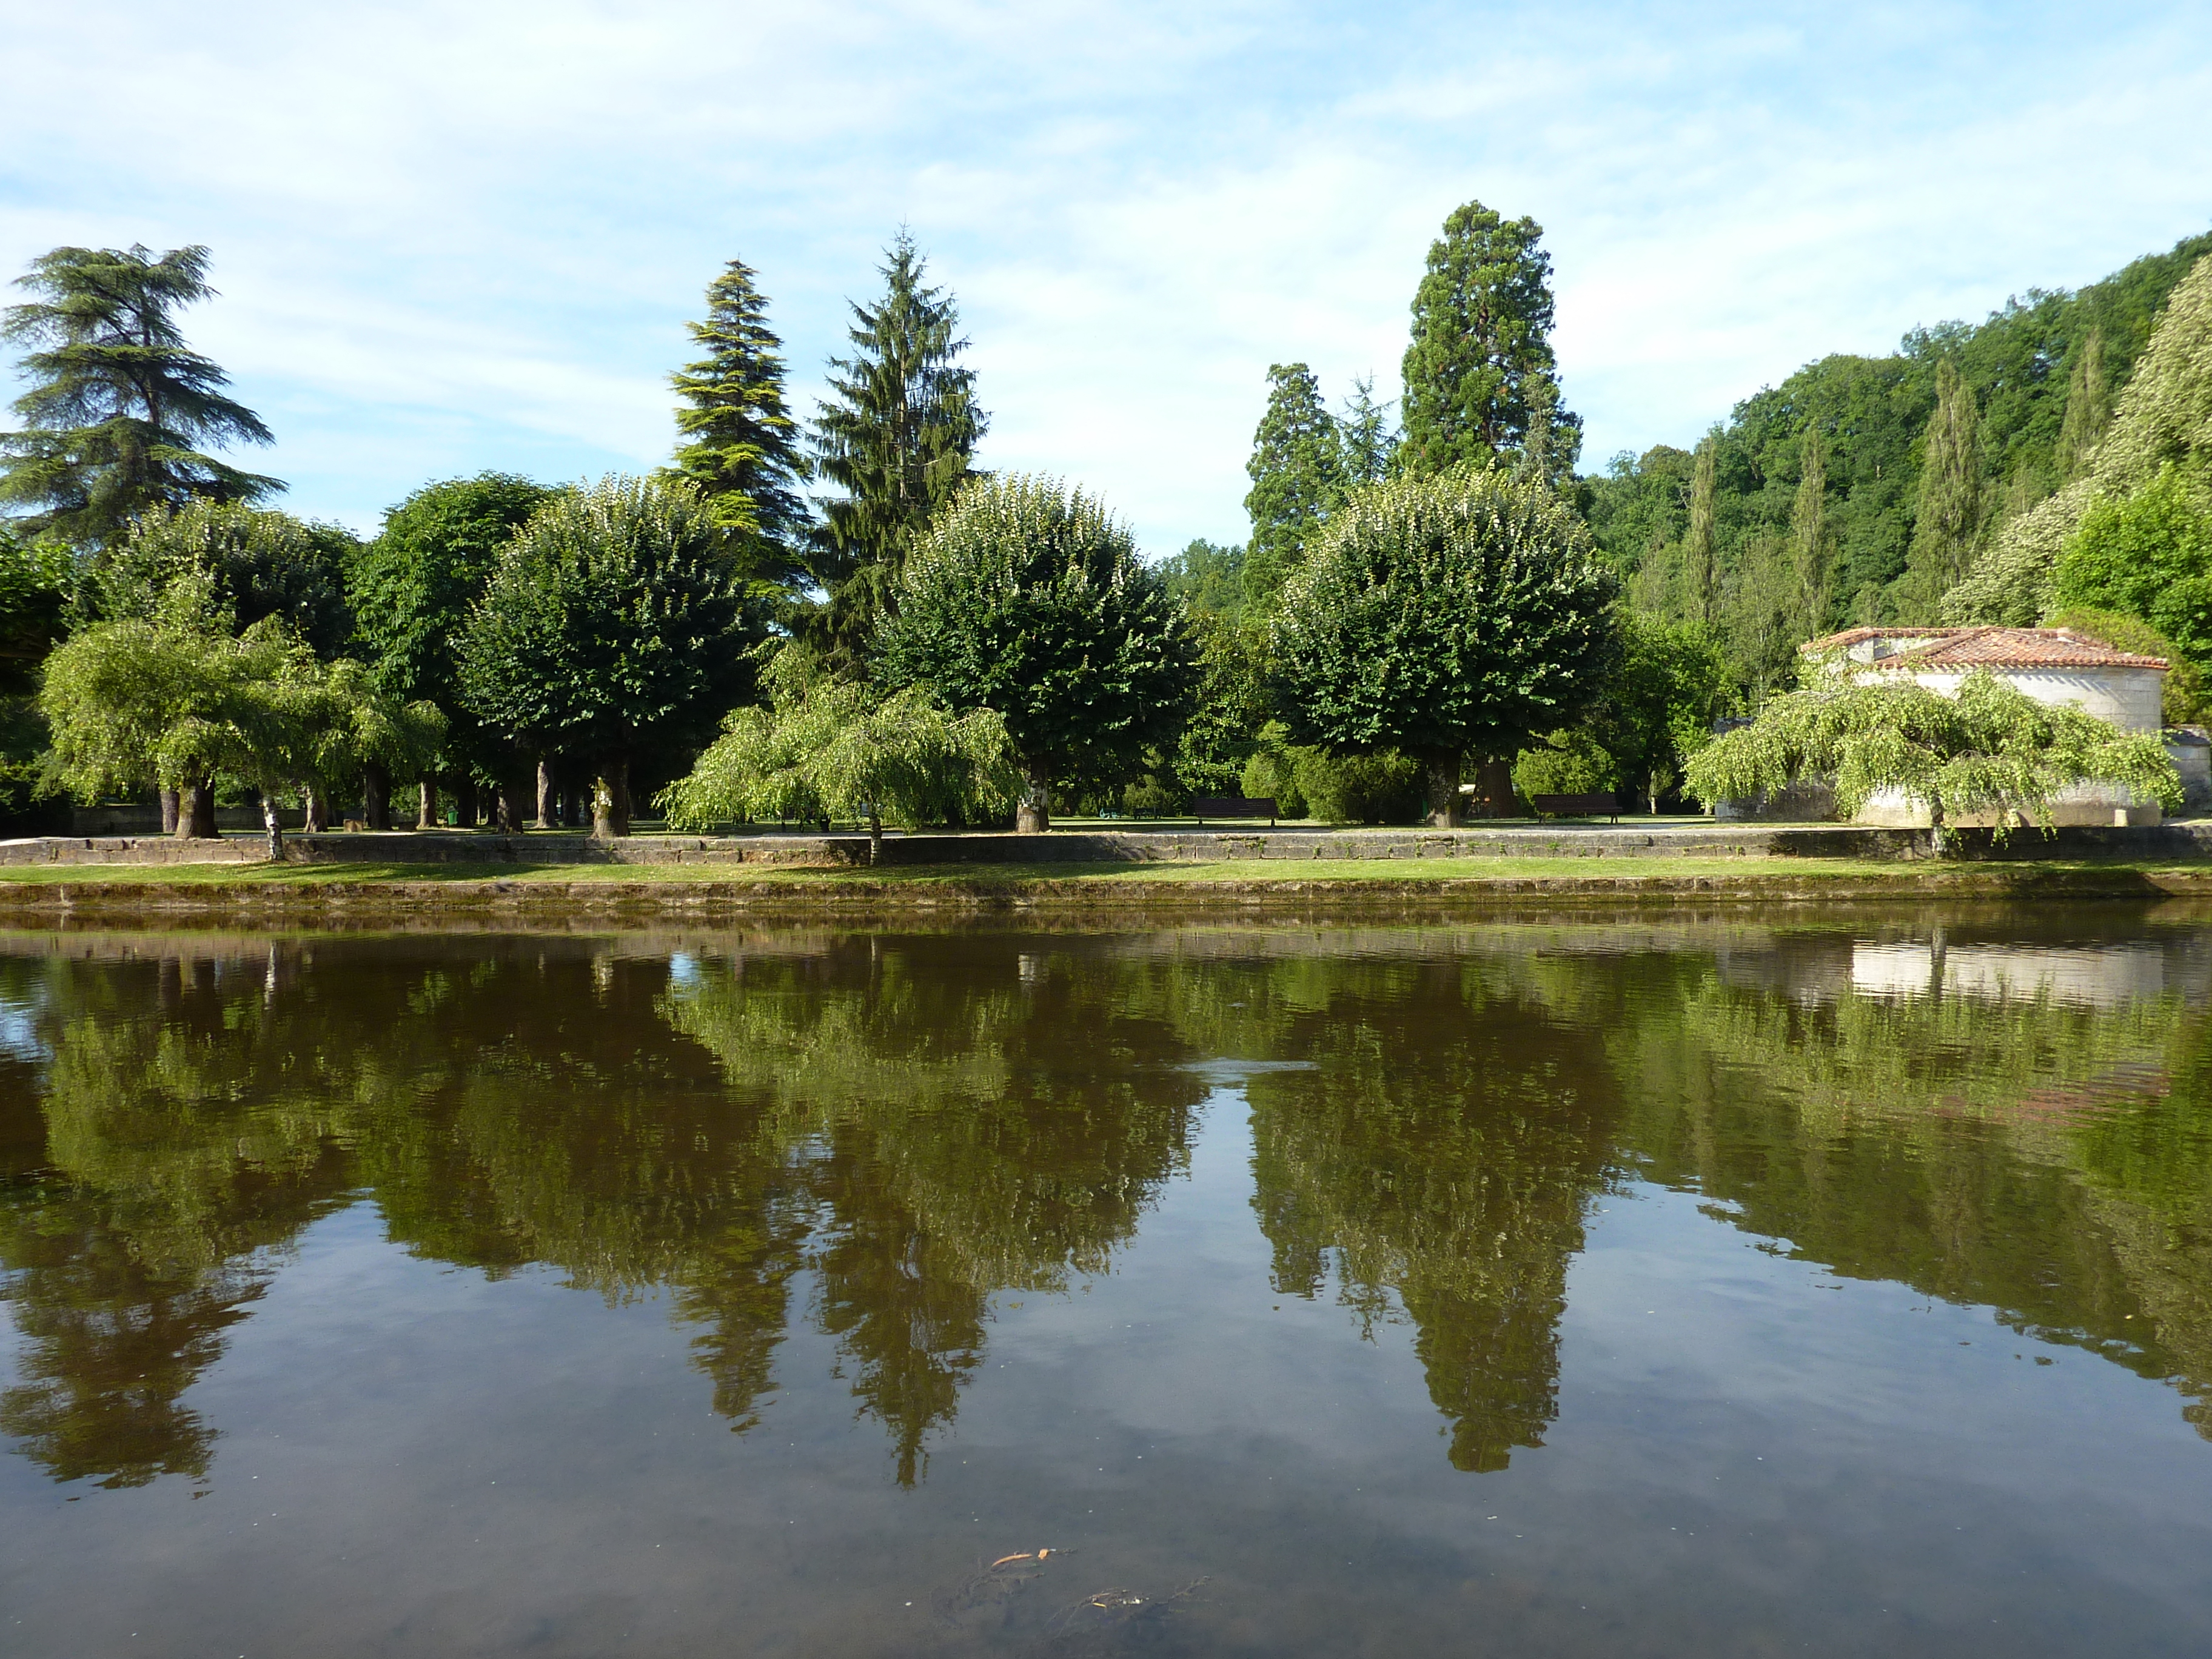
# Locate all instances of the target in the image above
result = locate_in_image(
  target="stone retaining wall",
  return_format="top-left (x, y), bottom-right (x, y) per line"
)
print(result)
top-left (6, 820), bottom-right (2211, 869)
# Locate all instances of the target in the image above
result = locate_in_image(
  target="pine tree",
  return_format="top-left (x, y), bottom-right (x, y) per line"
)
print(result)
top-left (0, 244), bottom-right (280, 546)
top-left (808, 233), bottom-right (987, 668)
top-left (1683, 437), bottom-right (1718, 626)
top-left (1791, 425), bottom-right (1830, 633)
top-left (1398, 200), bottom-right (1579, 477)
top-left (1909, 358), bottom-right (1984, 600)
top-left (2057, 327), bottom-right (2111, 477)
top-left (666, 256), bottom-right (809, 588)
top-left (1243, 363), bottom-right (1344, 609)
top-left (1338, 375), bottom-right (1398, 486)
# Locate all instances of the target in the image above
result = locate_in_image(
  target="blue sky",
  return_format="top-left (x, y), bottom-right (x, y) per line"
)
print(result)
top-left (4, 1), bottom-right (2209, 554)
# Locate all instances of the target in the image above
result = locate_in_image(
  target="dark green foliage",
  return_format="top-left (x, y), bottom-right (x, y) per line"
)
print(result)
top-left (460, 477), bottom-right (762, 826)
top-left (1584, 613), bottom-right (1737, 811)
top-left (1244, 363), bottom-right (1344, 608)
top-left (1905, 358), bottom-right (1985, 603)
top-left (1292, 749), bottom-right (1424, 823)
top-left (1158, 538), bottom-right (1248, 622)
top-left (350, 472), bottom-right (557, 773)
top-left (2056, 468), bottom-right (2212, 672)
top-left (666, 256), bottom-right (809, 586)
top-left (880, 475), bottom-right (1195, 828)
top-left (1, 245), bottom-right (281, 546)
top-left (1398, 201), bottom-right (1579, 478)
top-left (1272, 468), bottom-right (1619, 823)
top-left (0, 526), bottom-right (73, 696)
top-left (1588, 227), bottom-right (2212, 634)
top-left (1338, 375), bottom-right (1399, 488)
top-left (1175, 612), bottom-right (1272, 796)
top-left (808, 233), bottom-right (987, 667)
top-left (93, 501), bottom-right (358, 659)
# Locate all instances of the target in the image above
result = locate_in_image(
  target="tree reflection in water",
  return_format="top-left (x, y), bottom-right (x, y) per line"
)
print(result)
top-left (1, 913), bottom-right (2210, 1496)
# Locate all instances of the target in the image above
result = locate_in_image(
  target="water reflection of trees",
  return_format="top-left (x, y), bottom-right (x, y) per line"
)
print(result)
top-left (5, 917), bottom-right (2212, 1493)
top-left (0, 934), bottom-right (1202, 1488)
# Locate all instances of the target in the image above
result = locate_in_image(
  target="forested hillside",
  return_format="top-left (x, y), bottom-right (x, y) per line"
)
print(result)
top-left (1586, 229), bottom-right (2212, 693)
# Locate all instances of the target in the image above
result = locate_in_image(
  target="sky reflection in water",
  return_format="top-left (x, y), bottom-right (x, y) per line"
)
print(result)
top-left (2, 907), bottom-right (2211, 1657)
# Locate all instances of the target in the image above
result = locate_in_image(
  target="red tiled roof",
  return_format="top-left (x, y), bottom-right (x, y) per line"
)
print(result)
top-left (1800, 626), bottom-right (2168, 671)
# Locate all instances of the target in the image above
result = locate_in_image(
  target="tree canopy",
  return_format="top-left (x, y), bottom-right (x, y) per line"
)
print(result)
top-left (658, 650), bottom-right (1018, 859)
top-left (460, 475), bottom-right (759, 834)
top-left (92, 499), bottom-right (358, 659)
top-left (1684, 670), bottom-right (2180, 842)
top-left (1244, 363), bottom-right (1344, 609)
top-left (1, 244), bottom-right (281, 546)
top-left (807, 233), bottom-right (986, 667)
top-left (880, 474), bottom-right (1193, 831)
top-left (666, 256), bottom-right (809, 587)
top-left (1398, 201), bottom-right (1578, 478)
top-left (1272, 466), bottom-right (1619, 825)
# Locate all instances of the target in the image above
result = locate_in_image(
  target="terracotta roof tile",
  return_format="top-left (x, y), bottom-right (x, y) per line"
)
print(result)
top-left (1800, 626), bottom-right (2168, 671)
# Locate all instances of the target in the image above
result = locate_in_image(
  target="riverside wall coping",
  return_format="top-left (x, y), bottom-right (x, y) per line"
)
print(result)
top-left (5, 820), bottom-right (2211, 868)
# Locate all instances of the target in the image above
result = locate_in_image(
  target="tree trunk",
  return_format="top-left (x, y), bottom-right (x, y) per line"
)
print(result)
top-left (868, 807), bottom-right (883, 865)
top-left (176, 777), bottom-right (218, 840)
top-left (1422, 752), bottom-right (1465, 828)
top-left (417, 780), bottom-right (437, 831)
top-left (159, 786), bottom-right (179, 836)
top-left (493, 776), bottom-right (525, 834)
top-left (593, 760), bottom-right (631, 838)
top-left (536, 760), bottom-right (557, 831)
top-left (1014, 761), bottom-right (1051, 834)
top-left (261, 792), bottom-right (285, 860)
top-left (304, 785), bottom-right (329, 833)
top-left (454, 775), bottom-right (479, 830)
top-left (1463, 759), bottom-right (1517, 820)
top-left (363, 763), bottom-right (391, 831)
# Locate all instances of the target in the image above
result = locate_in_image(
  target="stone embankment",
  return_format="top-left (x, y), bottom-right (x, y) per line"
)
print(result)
top-left (5, 819), bottom-right (2212, 868)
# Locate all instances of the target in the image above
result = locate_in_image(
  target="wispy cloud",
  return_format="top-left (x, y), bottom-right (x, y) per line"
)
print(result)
top-left (2, 1), bottom-right (2207, 548)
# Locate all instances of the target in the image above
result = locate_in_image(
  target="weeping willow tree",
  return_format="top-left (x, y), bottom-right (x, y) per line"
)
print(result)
top-left (1684, 670), bottom-right (2179, 847)
top-left (656, 647), bottom-right (1019, 859)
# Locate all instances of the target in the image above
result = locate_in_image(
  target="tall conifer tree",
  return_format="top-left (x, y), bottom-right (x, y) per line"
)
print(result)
top-left (1398, 201), bottom-right (1579, 477)
top-left (808, 233), bottom-right (986, 667)
top-left (1683, 437), bottom-right (1718, 626)
top-left (1, 244), bottom-right (280, 546)
top-left (1338, 375), bottom-right (1399, 485)
top-left (2057, 327), bottom-right (2111, 476)
top-left (1243, 363), bottom-right (1344, 610)
top-left (667, 257), bottom-right (809, 588)
top-left (1910, 358), bottom-right (1984, 599)
top-left (1791, 426), bottom-right (1830, 633)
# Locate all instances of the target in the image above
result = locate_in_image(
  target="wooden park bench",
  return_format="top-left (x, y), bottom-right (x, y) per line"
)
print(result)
top-left (1191, 796), bottom-right (1278, 826)
top-left (1529, 791), bottom-right (1621, 823)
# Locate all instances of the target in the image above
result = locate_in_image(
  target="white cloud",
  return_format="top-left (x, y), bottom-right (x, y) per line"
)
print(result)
top-left (1, 0), bottom-right (2207, 545)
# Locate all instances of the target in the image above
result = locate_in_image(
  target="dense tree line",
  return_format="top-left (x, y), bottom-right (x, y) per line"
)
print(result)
top-left (4, 212), bottom-right (2205, 839)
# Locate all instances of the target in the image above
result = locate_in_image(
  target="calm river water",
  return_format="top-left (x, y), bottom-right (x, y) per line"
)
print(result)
top-left (4, 906), bottom-right (2212, 1657)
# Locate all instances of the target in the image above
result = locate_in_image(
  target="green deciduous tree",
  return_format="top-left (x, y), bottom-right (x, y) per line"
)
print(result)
top-left (880, 474), bottom-right (1195, 832)
top-left (0, 526), bottom-right (73, 697)
top-left (1398, 201), bottom-right (1578, 478)
top-left (1684, 671), bottom-right (2180, 848)
top-left (1174, 612), bottom-right (1272, 797)
top-left (1587, 612), bottom-right (1736, 813)
top-left (1908, 358), bottom-right (1985, 603)
top-left (1243, 363), bottom-right (1344, 609)
top-left (1272, 466), bottom-right (1620, 826)
top-left (39, 567), bottom-right (440, 848)
top-left (808, 233), bottom-right (987, 668)
top-left (1, 245), bottom-right (281, 546)
top-left (2057, 326), bottom-right (2112, 476)
top-left (2054, 466), bottom-right (2212, 671)
top-left (1683, 435), bottom-right (1718, 626)
top-left (1792, 424), bottom-right (1832, 631)
top-left (350, 472), bottom-right (557, 822)
top-left (666, 256), bottom-right (809, 586)
top-left (1158, 538), bottom-right (1248, 623)
top-left (460, 476), bottom-right (760, 836)
top-left (93, 500), bottom-right (357, 658)
top-left (658, 651), bottom-right (1017, 861)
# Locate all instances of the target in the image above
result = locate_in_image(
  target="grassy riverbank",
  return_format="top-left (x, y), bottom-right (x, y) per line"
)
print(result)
top-left (2, 854), bottom-right (2210, 910)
